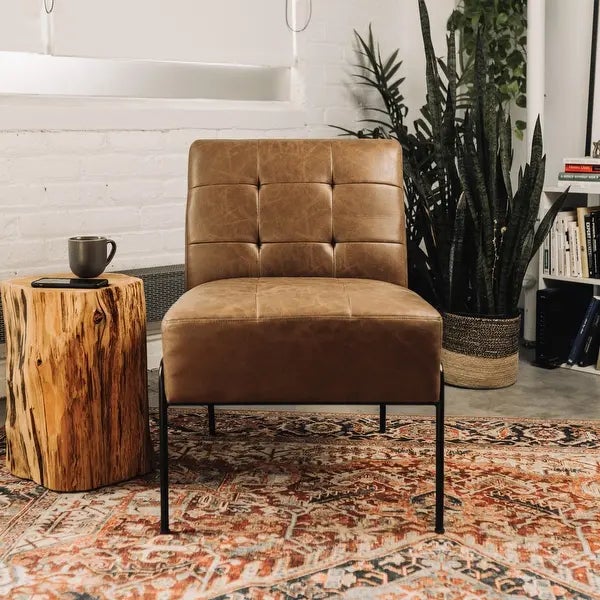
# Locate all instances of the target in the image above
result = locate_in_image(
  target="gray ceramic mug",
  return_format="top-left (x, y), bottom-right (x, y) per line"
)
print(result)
top-left (68, 236), bottom-right (117, 278)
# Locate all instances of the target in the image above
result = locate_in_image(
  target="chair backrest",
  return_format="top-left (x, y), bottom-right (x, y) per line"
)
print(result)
top-left (186, 139), bottom-right (406, 289)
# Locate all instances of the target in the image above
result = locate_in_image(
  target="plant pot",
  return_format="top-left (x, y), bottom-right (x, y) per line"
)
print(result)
top-left (441, 312), bottom-right (521, 389)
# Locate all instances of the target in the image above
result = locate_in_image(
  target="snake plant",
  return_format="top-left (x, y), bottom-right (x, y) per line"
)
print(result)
top-left (336, 0), bottom-right (566, 317)
top-left (453, 34), bottom-right (567, 316)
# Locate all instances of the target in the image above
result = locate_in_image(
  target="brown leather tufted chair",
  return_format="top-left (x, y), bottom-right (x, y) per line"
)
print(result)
top-left (159, 139), bottom-right (445, 534)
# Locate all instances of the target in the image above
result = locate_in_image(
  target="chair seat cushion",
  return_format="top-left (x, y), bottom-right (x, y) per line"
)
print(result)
top-left (162, 277), bottom-right (442, 405)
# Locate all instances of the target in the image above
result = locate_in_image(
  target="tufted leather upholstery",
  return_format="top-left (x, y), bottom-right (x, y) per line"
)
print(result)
top-left (162, 139), bottom-right (442, 406)
top-left (185, 139), bottom-right (407, 289)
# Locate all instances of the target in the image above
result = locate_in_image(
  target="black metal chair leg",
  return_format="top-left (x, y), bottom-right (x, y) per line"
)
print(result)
top-left (379, 404), bottom-right (386, 433)
top-left (208, 404), bottom-right (216, 436)
top-left (159, 361), bottom-right (170, 534)
top-left (435, 367), bottom-right (445, 534)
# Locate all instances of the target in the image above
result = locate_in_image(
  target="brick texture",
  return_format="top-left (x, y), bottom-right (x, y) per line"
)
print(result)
top-left (0, 0), bottom-right (429, 280)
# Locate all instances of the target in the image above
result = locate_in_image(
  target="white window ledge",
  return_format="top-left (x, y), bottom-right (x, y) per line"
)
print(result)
top-left (0, 95), bottom-right (305, 131)
top-left (0, 52), bottom-right (291, 101)
top-left (0, 51), bottom-right (302, 131)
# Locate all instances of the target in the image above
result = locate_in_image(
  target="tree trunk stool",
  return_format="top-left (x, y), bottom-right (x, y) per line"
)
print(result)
top-left (0, 273), bottom-right (152, 492)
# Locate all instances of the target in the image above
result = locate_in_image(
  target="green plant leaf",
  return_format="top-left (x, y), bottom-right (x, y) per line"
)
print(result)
top-left (448, 192), bottom-right (467, 310)
top-left (382, 49), bottom-right (400, 75)
top-left (531, 189), bottom-right (569, 257)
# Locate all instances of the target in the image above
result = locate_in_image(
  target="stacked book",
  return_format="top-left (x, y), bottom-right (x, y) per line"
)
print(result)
top-left (558, 157), bottom-right (600, 192)
top-left (542, 208), bottom-right (600, 279)
top-left (566, 295), bottom-right (600, 369)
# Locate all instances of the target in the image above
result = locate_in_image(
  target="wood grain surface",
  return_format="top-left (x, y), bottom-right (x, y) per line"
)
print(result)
top-left (0, 273), bottom-right (152, 491)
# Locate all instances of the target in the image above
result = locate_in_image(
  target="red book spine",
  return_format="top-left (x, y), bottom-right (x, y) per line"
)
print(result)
top-left (565, 164), bottom-right (600, 173)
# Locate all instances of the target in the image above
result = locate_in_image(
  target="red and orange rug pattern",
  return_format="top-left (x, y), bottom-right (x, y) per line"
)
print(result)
top-left (1, 411), bottom-right (600, 599)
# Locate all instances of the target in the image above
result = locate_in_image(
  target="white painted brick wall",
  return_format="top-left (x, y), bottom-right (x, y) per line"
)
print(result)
top-left (0, 0), bottom-right (459, 386)
top-left (0, 0), bottom-right (453, 280)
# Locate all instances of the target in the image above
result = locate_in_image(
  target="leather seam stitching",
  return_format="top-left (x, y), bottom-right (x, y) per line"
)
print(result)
top-left (164, 316), bottom-right (442, 323)
top-left (188, 182), bottom-right (402, 191)
top-left (187, 241), bottom-right (406, 246)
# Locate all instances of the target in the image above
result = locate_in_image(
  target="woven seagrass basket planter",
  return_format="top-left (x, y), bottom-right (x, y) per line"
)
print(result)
top-left (442, 312), bottom-right (521, 389)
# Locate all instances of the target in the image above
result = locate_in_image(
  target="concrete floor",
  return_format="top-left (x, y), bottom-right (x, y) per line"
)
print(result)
top-left (2, 349), bottom-right (599, 424)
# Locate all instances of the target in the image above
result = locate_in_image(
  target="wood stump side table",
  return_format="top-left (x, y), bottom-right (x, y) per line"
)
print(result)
top-left (0, 273), bottom-right (152, 491)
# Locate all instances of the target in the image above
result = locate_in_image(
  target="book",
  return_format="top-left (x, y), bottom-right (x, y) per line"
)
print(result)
top-left (596, 212), bottom-right (600, 277)
top-left (560, 211), bottom-right (577, 277)
top-left (578, 208), bottom-right (600, 278)
top-left (567, 221), bottom-right (581, 277)
top-left (543, 233), bottom-right (550, 275)
top-left (585, 214), bottom-right (595, 278)
top-left (559, 171), bottom-right (600, 180)
top-left (592, 212), bottom-right (600, 279)
top-left (557, 180), bottom-right (600, 192)
top-left (577, 223), bottom-right (584, 277)
top-left (563, 157), bottom-right (600, 165)
top-left (567, 296), bottom-right (600, 365)
top-left (557, 214), bottom-right (565, 275)
top-left (564, 164), bottom-right (600, 173)
top-left (550, 219), bottom-right (558, 276)
top-left (578, 304), bottom-right (600, 366)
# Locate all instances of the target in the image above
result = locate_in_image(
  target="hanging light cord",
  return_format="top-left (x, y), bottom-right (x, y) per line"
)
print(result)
top-left (286, 0), bottom-right (312, 33)
top-left (44, 0), bottom-right (55, 14)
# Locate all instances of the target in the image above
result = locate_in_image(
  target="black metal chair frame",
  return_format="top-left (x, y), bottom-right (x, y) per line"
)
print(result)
top-left (158, 362), bottom-right (445, 535)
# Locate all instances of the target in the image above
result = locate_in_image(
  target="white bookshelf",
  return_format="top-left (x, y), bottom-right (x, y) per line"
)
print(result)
top-left (543, 274), bottom-right (600, 286)
top-left (545, 185), bottom-right (600, 194)
top-left (559, 363), bottom-right (600, 375)
top-left (538, 186), bottom-right (600, 376)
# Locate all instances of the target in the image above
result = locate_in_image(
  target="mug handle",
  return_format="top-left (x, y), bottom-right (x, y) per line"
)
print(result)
top-left (106, 239), bottom-right (117, 267)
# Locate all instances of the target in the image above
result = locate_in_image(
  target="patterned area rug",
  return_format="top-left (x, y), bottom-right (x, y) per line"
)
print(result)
top-left (1, 411), bottom-right (600, 599)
